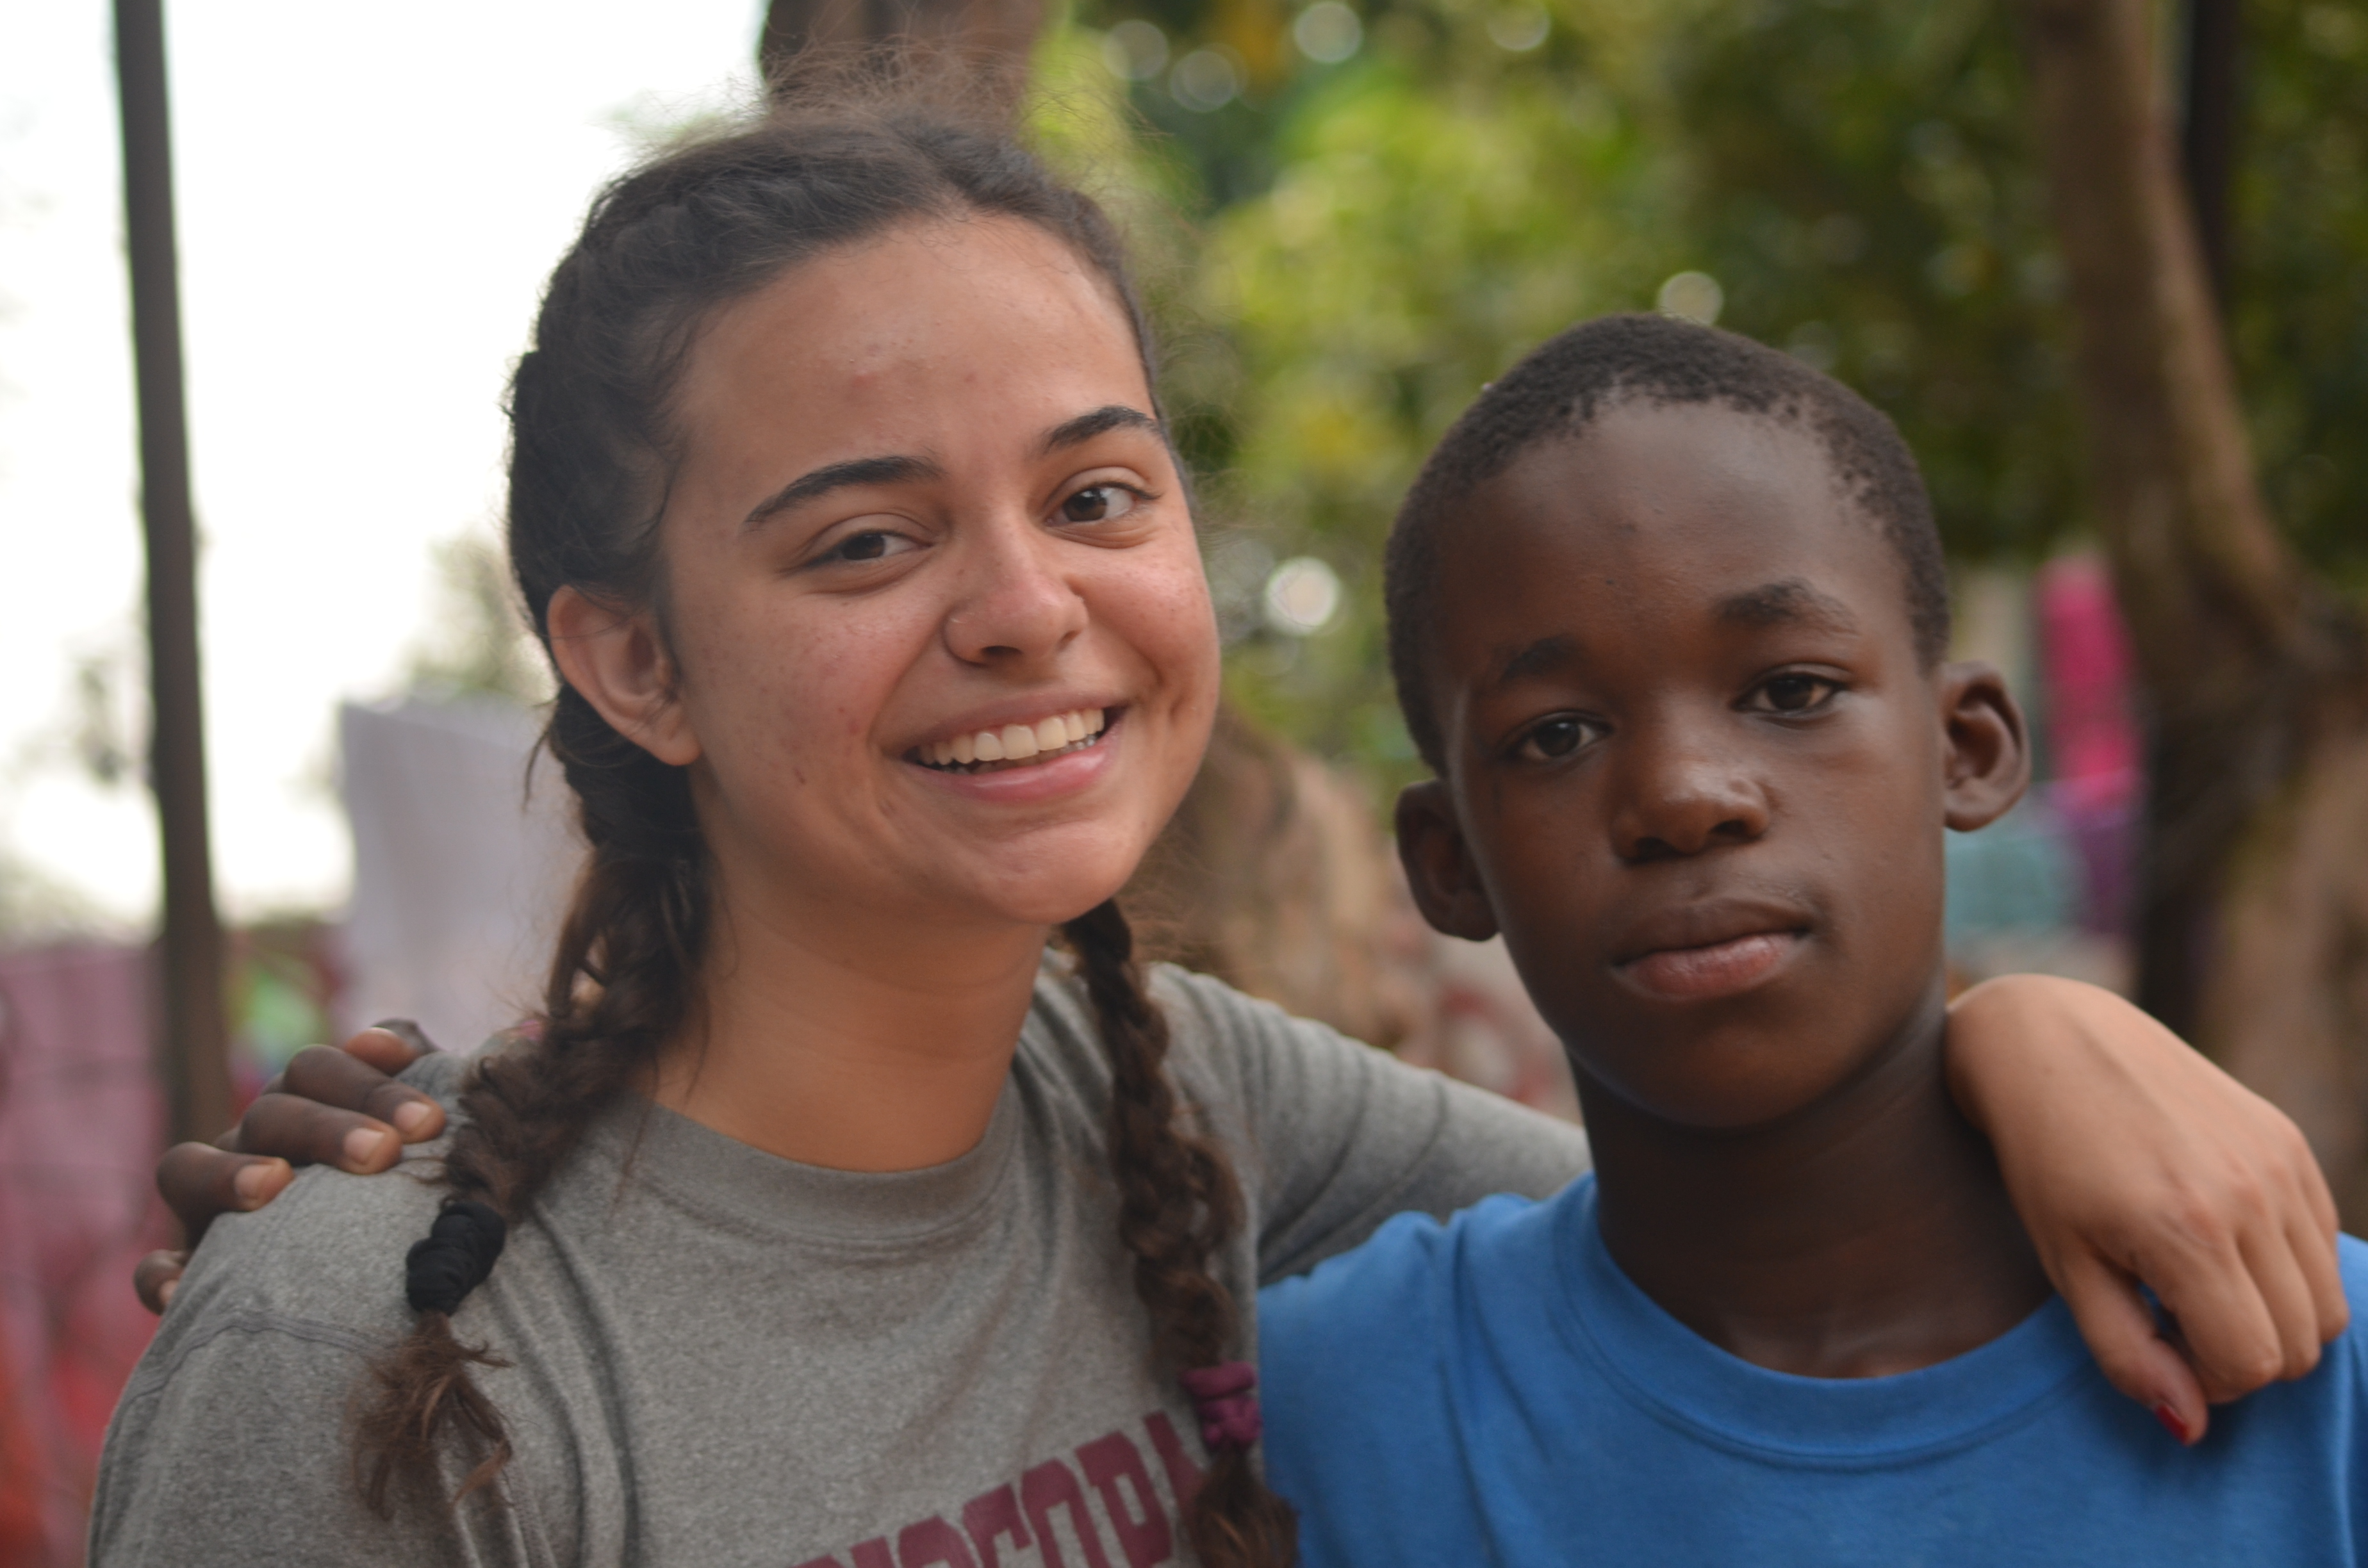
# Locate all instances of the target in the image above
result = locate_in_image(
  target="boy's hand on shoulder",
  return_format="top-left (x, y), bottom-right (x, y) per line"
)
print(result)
top-left (1946, 974), bottom-right (2346, 1445)
top-left (133, 1023), bottom-right (446, 1314)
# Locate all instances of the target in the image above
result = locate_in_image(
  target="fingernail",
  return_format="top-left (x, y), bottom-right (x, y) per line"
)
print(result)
top-left (343, 1127), bottom-right (391, 1167)
top-left (2152, 1403), bottom-right (2191, 1444)
top-left (392, 1102), bottom-right (434, 1136)
top-left (233, 1163), bottom-right (277, 1205)
top-left (158, 1278), bottom-right (177, 1310)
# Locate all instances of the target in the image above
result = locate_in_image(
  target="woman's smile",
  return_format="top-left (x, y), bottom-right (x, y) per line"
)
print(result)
top-left (908, 704), bottom-right (1108, 772)
top-left (905, 706), bottom-right (1125, 805)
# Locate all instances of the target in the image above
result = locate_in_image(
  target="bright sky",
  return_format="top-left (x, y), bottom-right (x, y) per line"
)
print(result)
top-left (0, 0), bottom-right (764, 924)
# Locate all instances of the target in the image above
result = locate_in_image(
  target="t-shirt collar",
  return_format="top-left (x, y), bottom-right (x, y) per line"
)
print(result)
top-left (1550, 1175), bottom-right (2092, 1462)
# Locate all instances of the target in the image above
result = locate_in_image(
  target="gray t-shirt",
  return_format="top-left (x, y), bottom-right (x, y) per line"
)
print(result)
top-left (92, 963), bottom-right (1588, 1568)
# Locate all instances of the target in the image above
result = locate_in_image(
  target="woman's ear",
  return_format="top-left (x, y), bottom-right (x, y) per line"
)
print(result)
top-left (547, 585), bottom-right (701, 767)
top-left (1939, 660), bottom-right (2030, 833)
top-left (1394, 780), bottom-right (1501, 943)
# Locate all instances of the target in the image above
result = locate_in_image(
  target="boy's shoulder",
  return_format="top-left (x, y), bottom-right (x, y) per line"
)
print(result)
top-left (1259, 1182), bottom-right (1581, 1412)
top-left (1258, 1184), bottom-right (1590, 1565)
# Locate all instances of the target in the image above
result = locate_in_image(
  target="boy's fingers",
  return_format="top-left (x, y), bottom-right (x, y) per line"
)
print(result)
top-left (133, 1250), bottom-right (189, 1316)
top-left (155, 1145), bottom-right (293, 1243)
top-left (345, 1020), bottom-right (437, 1074)
top-left (280, 1043), bottom-right (442, 1142)
top-left (2053, 1250), bottom-right (2208, 1443)
top-left (233, 1092), bottom-right (405, 1173)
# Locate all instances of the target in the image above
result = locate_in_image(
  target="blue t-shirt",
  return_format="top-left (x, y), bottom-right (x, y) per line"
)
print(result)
top-left (1259, 1176), bottom-right (2368, 1567)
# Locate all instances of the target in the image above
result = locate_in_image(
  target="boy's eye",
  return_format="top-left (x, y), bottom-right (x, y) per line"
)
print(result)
top-left (1515, 715), bottom-right (1604, 762)
top-left (1058, 484), bottom-right (1141, 525)
top-left (1748, 673), bottom-right (1841, 714)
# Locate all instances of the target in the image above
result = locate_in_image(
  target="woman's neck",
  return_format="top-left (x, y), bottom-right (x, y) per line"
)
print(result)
top-left (1584, 992), bottom-right (2051, 1379)
top-left (648, 883), bottom-right (1052, 1173)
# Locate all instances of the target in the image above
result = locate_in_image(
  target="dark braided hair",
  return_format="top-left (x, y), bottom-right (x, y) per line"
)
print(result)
top-left (353, 67), bottom-right (1297, 1565)
top-left (1386, 312), bottom-right (1950, 770)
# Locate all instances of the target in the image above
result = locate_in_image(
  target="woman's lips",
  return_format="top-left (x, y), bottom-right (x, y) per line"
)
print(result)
top-left (1619, 930), bottom-right (1803, 1001)
top-left (908, 710), bottom-right (1124, 805)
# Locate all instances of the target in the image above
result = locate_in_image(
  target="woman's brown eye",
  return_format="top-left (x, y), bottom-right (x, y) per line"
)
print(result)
top-left (819, 529), bottom-right (916, 567)
top-left (1060, 485), bottom-right (1135, 523)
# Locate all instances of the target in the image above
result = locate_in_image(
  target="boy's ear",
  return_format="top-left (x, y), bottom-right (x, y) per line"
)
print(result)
top-left (1939, 660), bottom-right (2030, 833)
top-left (1394, 780), bottom-right (1501, 943)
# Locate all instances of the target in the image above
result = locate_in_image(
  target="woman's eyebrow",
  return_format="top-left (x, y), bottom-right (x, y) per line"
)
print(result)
top-left (739, 407), bottom-right (1158, 533)
top-left (1037, 404), bottom-right (1160, 455)
top-left (741, 453), bottom-right (943, 532)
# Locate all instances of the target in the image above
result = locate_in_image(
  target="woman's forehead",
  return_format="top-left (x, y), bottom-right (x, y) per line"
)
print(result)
top-left (678, 216), bottom-right (1147, 430)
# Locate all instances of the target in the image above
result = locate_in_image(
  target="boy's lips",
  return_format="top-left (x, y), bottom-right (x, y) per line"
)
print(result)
top-left (1611, 900), bottom-right (1812, 1002)
top-left (1618, 931), bottom-right (1803, 1001)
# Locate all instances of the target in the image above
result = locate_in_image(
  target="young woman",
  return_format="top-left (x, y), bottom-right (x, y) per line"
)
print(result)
top-left (104, 79), bottom-right (2339, 1568)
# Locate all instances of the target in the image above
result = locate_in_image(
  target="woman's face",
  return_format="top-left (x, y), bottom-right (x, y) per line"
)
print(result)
top-left (600, 215), bottom-right (1219, 938)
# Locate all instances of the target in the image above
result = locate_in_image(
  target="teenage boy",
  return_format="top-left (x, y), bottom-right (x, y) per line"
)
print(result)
top-left (1257, 314), bottom-right (2368, 1566)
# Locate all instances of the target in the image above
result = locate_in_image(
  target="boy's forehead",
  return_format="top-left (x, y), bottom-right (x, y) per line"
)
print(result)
top-left (1430, 402), bottom-right (1911, 672)
top-left (1478, 400), bottom-right (1843, 542)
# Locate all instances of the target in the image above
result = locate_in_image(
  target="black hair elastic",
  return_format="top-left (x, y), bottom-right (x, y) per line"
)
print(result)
top-left (404, 1199), bottom-right (508, 1317)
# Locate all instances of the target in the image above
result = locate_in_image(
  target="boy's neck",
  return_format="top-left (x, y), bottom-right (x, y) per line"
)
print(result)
top-left (1581, 984), bottom-right (2052, 1380)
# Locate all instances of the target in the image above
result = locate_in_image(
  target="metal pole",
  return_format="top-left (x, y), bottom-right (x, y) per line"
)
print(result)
top-left (114, 0), bottom-right (231, 1147)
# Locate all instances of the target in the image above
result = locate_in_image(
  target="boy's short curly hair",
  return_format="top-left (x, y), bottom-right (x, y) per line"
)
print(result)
top-left (1385, 313), bottom-right (1950, 771)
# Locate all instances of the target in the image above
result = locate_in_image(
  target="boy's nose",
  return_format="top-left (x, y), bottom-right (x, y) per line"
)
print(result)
top-left (1610, 745), bottom-right (1770, 863)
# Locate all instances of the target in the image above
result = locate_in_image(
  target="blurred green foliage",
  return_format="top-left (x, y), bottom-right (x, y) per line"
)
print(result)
top-left (1036, 0), bottom-right (2368, 780)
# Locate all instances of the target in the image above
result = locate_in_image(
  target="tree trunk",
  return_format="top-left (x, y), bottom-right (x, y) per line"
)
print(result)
top-left (757, 0), bottom-right (1045, 86)
top-left (2020, 0), bottom-right (2368, 1216)
top-left (2178, 0), bottom-right (2242, 304)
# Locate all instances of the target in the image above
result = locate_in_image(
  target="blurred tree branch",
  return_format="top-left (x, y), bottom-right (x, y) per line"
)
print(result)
top-left (2021, 0), bottom-right (2368, 1214)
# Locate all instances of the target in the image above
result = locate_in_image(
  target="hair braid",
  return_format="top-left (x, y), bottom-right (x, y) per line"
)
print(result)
top-left (1064, 899), bottom-right (1299, 1568)
top-left (356, 683), bottom-right (709, 1512)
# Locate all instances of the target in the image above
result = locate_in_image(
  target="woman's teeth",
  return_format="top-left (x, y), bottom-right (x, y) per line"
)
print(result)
top-left (917, 708), bottom-right (1106, 772)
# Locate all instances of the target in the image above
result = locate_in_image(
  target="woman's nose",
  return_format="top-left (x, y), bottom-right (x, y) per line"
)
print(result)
top-left (1609, 728), bottom-right (1771, 863)
top-left (942, 514), bottom-right (1089, 669)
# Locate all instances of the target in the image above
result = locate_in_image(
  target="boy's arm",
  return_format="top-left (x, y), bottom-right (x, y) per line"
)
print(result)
top-left (1948, 972), bottom-right (2347, 1446)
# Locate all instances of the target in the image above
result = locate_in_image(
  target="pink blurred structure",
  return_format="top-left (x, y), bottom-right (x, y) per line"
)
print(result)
top-left (2035, 554), bottom-right (2143, 935)
top-left (0, 945), bottom-right (170, 1568)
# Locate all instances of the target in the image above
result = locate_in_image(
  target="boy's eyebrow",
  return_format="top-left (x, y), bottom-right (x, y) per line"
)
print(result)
top-left (1486, 635), bottom-right (1577, 690)
top-left (1717, 578), bottom-right (1861, 633)
top-left (741, 454), bottom-right (944, 532)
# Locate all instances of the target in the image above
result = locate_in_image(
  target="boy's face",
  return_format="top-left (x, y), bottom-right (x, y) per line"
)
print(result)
top-left (1397, 401), bottom-right (2026, 1132)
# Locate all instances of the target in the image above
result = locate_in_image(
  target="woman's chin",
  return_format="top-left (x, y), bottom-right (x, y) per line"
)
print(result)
top-left (951, 851), bottom-right (1141, 933)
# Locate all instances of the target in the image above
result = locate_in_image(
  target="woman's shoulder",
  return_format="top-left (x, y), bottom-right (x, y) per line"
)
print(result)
top-left (95, 1147), bottom-right (545, 1567)
top-left (1021, 955), bottom-right (1356, 1108)
top-left (158, 1148), bottom-right (452, 1352)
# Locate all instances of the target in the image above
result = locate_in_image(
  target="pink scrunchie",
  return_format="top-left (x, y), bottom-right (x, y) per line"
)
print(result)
top-left (1180, 1360), bottom-right (1263, 1451)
